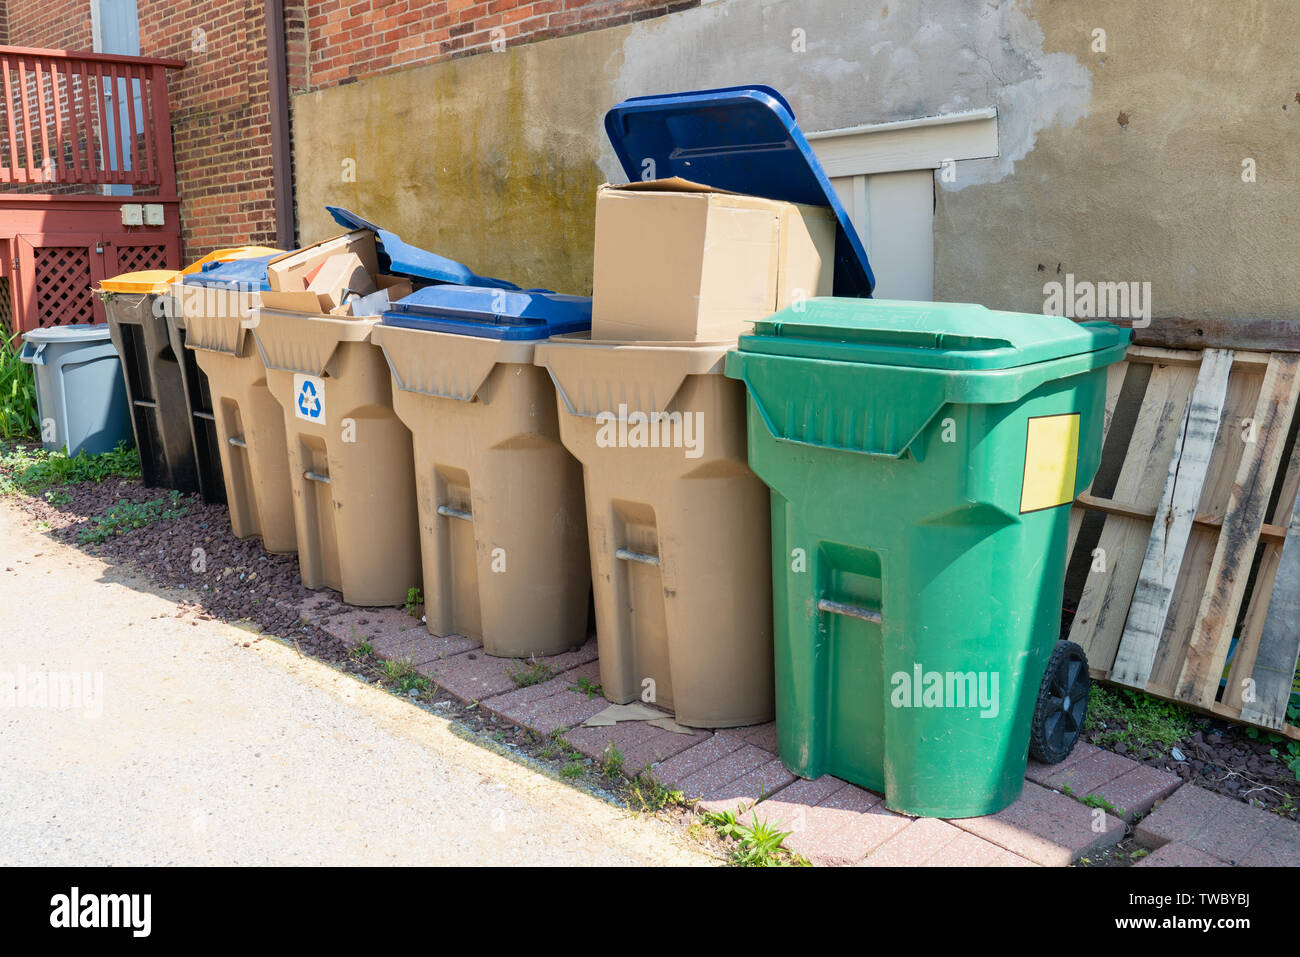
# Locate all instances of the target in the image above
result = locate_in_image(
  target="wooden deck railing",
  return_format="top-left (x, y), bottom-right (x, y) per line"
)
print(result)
top-left (0, 45), bottom-right (184, 193)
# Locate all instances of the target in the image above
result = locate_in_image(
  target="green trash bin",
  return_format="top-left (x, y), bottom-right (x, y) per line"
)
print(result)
top-left (725, 298), bottom-right (1130, 818)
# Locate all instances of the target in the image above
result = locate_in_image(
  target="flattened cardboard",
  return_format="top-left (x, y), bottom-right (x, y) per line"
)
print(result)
top-left (267, 230), bottom-right (379, 292)
top-left (307, 251), bottom-right (376, 310)
top-left (258, 289), bottom-right (332, 313)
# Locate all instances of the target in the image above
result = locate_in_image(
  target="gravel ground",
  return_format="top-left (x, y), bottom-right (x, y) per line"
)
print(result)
top-left (9, 466), bottom-right (1299, 824)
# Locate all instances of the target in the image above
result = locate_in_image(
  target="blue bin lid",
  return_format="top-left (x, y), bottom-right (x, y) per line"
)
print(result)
top-left (382, 285), bottom-right (592, 340)
top-left (326, 206), bottom-right (519, 290)
top-left (604, 85), bottom-right (875, 298)
top-left (182, 254), bottom-right (277, 291)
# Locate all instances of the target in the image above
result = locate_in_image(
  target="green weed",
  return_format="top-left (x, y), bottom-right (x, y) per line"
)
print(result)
top-left (76, 491), bottom-right (188, 544)
top-left (381, 657), bottom-right (429, 695)
top-left (627, 775), bottom-right (686, 813)
top-left (1, 440), bottom-right (140, 496)
top-left (0, 335), bottom-right (38, 440)
top-left (404, 586), bottom-right (423, 617)
top-left (1085, 684), bottom-right (1195, 760)
top-left (703, 806), bottom-right (805, 867)
top-left (506, 659), bottom-right (555, 689)
top-left (569, 676), bottom-right (603, 698)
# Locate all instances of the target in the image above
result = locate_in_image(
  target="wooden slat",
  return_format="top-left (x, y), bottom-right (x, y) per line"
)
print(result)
top-left (17, 58), bottom-right (35, 174)
top-left (149, 63), bottom-right (177, 196)
top-left (92, 61), bottom-right (110, 183)
top-left (1069, 362), bottom-right (1200, 673)
top-left (1, 60), bottom-right (22, 182)
top-left (119, 65), bottom-right (139, 183)
top-left (33, 57), bottom-right (50, 182)
top-left (49, 59), bottom-right (65, 178)
top-left (1073, 493), bottom-right (1287, 546)
top-left (1176, 355), bottom-right (1300, 707)
top-left (63, 59), bottom-right (80, 176)
top-left (1068, 361), bottom-right (1129, 559)
top-left (1125, 345), bottom-right (1273, 371)
top-left (1111, 349), bottom-right (1233, 688)
top-left (138, 66), bottom-right (154, 182)
top-left (1089, 318), bottom-right (1300, 354)
top-left (1235, 433), bottom-right (1300, 726)
top-left (78, 57), bottom-right (96, 179)
top-left (1148, 368), bottom-right (1265, 693)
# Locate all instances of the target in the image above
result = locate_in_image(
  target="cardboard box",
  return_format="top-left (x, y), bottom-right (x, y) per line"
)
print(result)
top-left (591, 178), bottom-right (836, 342)
top-left (266, 230), bottom-right (379, 293)
top-left (307, 252), bottom-right (376, 306)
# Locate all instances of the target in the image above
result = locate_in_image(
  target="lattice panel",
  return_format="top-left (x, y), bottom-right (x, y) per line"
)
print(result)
top-left (116, 244), bottom-right (169, 274)
top-left (0, 278), bottom-right (12, 339)
top-left (34, 246), bottom-right (95, 327)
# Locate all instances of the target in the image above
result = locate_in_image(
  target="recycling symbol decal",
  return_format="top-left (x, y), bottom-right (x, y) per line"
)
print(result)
top-left (293, 373), bottom-right (326, 425)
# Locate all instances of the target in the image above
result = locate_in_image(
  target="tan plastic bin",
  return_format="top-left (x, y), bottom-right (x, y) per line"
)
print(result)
top-left (370, 324), bottom-right (589, 656)
top-left (253, 309), bottom-right (420, 607)
top-left (179, 269), bottom-right (298, 554)
top-left (533, 335), bottom-right (774, 728)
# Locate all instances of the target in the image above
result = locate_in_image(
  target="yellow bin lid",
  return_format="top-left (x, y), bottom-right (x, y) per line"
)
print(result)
top-left (100, 245), bottom-right (284, 294)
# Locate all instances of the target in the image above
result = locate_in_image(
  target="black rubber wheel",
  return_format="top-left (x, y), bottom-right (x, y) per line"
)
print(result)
top-left (1028, 640), bottom-right (1090, 764)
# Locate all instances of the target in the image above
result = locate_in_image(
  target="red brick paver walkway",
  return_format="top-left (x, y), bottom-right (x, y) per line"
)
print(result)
top-left (305, 599), bottom-right (1290, 868)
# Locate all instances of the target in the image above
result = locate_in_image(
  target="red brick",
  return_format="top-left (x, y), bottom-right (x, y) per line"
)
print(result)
top-left (1134, 843), bottom-right (1230, 867)
top-left (564, 720), bottom-right (707, 778)
top-left (1134, 784), bottom-right (1300, 865)
top-left (951, 781), bottom-right (1124, 866)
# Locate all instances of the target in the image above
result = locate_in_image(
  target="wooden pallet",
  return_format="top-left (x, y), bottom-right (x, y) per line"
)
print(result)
top-left (1062, 333), bottom-right (1300, 740)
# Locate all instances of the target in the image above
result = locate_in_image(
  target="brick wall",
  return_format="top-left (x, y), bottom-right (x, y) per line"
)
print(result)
top-left (135, 0), bottom-right (278, 255)
top-left (3, 0), bottom-right (92, 51)
top-left (2, 0), bottom-right (690, 255)
top-left (302, 0), bottom-right (697, 92)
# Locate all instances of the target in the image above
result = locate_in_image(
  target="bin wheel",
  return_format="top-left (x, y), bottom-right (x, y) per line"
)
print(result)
top-left (1029, 640), bottom-right (1090, 765)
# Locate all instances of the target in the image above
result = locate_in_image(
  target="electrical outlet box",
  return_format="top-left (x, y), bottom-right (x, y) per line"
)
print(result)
top-left (120, 204), bottom-right (143, 226)
top-left (143, 204), bottom-right (165, 226)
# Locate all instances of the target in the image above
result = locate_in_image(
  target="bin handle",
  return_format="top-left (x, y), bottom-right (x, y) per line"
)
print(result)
top-left (303, 470), bottom-right (331, 485)
top-left (19, 340), bottom-right (46, 365)
top-left (436, 504), bottom-right (472, 522)
top-left (817, 598), bottom-right (882, 625)
top-left (616, 547), bottom-right (661, 567)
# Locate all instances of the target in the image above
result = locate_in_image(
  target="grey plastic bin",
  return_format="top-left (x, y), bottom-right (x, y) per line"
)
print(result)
top-left (20, 324), bottom-right (133, 458)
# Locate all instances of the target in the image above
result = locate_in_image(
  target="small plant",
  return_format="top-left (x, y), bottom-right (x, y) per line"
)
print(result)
top-left (1, 440), bottom-right (140, 495)
top-left (76, 490), bottom-right (188, 544)
top-left (628, 775), bottom-right (686, 813)
top-left (506, 658), bottom-right (554, 689)
top-left (538, 729), bottom-right (569, 760)
top-left (569, 676), bottom-right (603, 699)
top-left (351, 640), bottom-right (373, 658)
top-left (43, 488), bottom-right (71, 505)
top-left (1268, 741), bottom-right (1300, 783)
top-left (0, 335), bottom-right (38, 440)
top-left (560, 760), bottom-right (584, 779)
top-left (1085, 684), bottom-right (1195, 760)
top-left (404, 586), bottom-right (423, 617)
top-left (599, 744), bottom-right (624, 779)
top-left (381, 657), bottom-right (429, 695)
top-left (703, 806), bottom-right (804, 867)
top-left (1081, 793), bottom-right (1124, 817)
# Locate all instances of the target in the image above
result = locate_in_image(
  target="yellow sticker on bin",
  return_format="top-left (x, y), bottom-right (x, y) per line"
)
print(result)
top-left (1020, 413), bottom-right (1079, 513)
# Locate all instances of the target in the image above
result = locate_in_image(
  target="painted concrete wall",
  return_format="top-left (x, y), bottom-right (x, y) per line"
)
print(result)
top-left (292, 0), bottom-right (1299, 318)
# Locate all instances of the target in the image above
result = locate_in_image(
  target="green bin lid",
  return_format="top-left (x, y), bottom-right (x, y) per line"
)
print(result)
top-left (740, 298), bottom-right (1130, 370)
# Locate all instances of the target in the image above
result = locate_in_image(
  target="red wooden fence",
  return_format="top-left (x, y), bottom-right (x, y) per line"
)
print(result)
top-left (0, 45), bottom-right (184, 193)
top-left (0, 46), bottom-right (185, 334)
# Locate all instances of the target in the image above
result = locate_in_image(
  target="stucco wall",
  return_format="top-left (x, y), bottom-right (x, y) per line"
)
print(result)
top-left (292, 0), bottom-right (1299, 317)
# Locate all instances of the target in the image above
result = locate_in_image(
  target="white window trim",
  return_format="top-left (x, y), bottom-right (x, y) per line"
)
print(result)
top-left (806, 107), bottom-right (999, 177)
